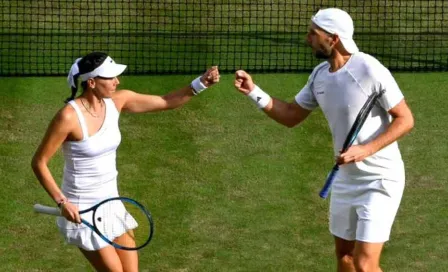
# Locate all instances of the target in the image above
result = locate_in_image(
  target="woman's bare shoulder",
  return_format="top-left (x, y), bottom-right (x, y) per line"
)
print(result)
top-left (110, 89), bottom-right (136, 111)
top-left (50, 102), bottom-right (79, 128)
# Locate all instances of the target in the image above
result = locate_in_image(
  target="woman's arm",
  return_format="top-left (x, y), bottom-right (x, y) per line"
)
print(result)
top-left (32, 107), bottom-right (72, 204)
top-left (31, 106), bottom-right (81, 223)
top-left (113, 66), bottom-right (220, 113)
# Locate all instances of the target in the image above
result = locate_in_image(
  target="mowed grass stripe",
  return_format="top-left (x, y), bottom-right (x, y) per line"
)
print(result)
top-left (0, 73), bottom-right (446, 271)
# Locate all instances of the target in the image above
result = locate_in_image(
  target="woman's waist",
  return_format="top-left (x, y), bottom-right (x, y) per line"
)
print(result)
top-left (62, 188), bottom-right (119, 205)
top-left (61, 173), bottom-right (118, 202)
top-left (63, 167), bottom-right (118, 179)
top-left (63, 154), bottom-right (117, 174)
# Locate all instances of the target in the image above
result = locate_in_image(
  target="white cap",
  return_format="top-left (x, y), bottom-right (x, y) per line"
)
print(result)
top-left (79, 56), bottom-right (127, 81)
top-left (311, 8), bottom-right (359, 54)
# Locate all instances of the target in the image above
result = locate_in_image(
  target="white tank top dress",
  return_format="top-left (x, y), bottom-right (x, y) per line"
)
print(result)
top-left (56, 98), bottom-right (125, 251)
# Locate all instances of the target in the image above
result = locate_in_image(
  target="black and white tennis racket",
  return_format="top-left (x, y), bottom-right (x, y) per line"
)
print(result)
top-left (319, 90), bottom-right (385, 199)
top-left (34, 197), bottom-right (154, 250)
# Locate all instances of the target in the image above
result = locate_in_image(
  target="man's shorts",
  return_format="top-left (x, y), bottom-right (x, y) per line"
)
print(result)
top-left (329, 178), bottom-right (405, 243)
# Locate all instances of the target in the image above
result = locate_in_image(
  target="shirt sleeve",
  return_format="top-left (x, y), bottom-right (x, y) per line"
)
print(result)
top-left (373, 64), bottom-right (404, 111)
top-left (295, 72), bottom-right (319, 110)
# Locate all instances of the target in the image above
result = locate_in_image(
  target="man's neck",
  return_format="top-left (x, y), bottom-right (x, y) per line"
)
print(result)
top-left (328, 52), bottom-right (353, 72)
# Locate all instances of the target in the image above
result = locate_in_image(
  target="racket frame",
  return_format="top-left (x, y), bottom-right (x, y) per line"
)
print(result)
top-left (34, 196), bottom-right (154, 250)
top-left (319, 90), bottom-right (385, 199)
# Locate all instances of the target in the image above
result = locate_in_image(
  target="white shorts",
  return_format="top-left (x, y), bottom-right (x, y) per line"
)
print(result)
top-left (329, 178), bottom-right (404, 243)
top-left (57, 199), bottom-right (138, 251)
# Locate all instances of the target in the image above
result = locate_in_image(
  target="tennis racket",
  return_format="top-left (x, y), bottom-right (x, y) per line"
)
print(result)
top-left (34, 197), bottom-right (154, 250)
top-left (319, 90), bottom-right (385, 199)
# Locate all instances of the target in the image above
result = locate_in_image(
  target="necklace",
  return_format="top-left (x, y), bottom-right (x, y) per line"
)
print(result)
top-left (80, 98), bottom-right (102, 118)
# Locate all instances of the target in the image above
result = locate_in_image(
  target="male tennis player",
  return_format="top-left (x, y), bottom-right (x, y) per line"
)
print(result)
top-left (32, 51), bottom-right (220, 271)
top-left (234, 8), bottom-right (414, 272)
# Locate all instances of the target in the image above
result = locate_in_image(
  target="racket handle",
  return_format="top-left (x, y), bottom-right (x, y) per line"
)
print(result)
top-left (319, 165), bottom-right (339, 199)
top-left (34, 204), bottom-right (61, 216)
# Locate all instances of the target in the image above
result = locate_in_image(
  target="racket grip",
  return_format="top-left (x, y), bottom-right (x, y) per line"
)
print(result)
top-left (34, 204), bottom-right (61, 216)
top-left (319, 165), bottom-right (339, 199)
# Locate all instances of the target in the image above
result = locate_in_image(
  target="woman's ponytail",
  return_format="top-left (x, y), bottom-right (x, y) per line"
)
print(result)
top-left (65, 57), bottom-right (82, 103)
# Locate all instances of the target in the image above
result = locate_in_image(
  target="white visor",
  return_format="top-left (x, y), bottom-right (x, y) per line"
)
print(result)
top-left (80, 56), bottom-right (127, 81)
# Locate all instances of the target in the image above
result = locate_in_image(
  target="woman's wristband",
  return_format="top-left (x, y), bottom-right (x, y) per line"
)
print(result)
top-left (190, 76), bottom-right (208, 95)
top-left (56, 197), bottom-right (68, 208)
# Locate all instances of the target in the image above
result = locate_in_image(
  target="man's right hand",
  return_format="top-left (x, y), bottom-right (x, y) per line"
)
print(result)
top-left (234, 70), bottom-right (256, 95)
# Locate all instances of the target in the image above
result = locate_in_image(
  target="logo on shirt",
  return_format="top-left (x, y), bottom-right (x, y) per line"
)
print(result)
top-left (316, 91), bottom-right (325, 95)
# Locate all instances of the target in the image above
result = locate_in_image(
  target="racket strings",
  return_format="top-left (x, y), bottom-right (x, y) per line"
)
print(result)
top-left (94, 199), bottom-right (152, 249)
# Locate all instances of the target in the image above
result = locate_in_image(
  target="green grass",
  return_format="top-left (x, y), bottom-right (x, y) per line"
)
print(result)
top-left (0, 72), bottom-right (447, 271)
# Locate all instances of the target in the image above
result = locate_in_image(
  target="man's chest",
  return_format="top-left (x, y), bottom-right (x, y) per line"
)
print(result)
top-left (312, 73), bottom-right (371, 116)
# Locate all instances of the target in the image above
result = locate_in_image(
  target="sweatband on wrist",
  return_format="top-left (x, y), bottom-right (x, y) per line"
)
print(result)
top-left (190, 76), bottom-right (208, 95)
top-left (57, 198), bottom-right (68, 208)
top-left (247, 85), bottom-right (271, 109)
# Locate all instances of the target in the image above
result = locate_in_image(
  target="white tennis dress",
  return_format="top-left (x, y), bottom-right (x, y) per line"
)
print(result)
top-left (296, 52), bottom-right (405, 242)
top-left (56, 98), bottom-right (131, 251)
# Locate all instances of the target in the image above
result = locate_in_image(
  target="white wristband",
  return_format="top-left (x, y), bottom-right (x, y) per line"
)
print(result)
top-left (247, 85), bottom-right (271, 109)
top-left (190, 76), bottom-right (207, 95)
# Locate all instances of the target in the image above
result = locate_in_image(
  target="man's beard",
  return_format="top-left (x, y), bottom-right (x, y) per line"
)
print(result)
top-left (314, 45), bottom-right (332, 59)
top-left (314, 50), bottom-right (330, 59)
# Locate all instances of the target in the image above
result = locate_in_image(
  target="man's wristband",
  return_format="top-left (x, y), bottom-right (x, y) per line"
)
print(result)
top-left (190, 76), bottom-right (207, 95)
top-left (247, 85), bottom-right (271, 109)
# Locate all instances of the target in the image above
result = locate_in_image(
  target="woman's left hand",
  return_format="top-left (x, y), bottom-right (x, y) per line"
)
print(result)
top-left (200, 66), bottom-right (220, 87)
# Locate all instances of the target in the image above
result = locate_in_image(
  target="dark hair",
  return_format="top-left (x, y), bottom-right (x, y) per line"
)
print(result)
top-left (65, 52), bottom-right (108, 103)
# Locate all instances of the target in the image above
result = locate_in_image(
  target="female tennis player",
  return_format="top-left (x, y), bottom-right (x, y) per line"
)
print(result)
top-left (31, 51), bottom-right (220, 271)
